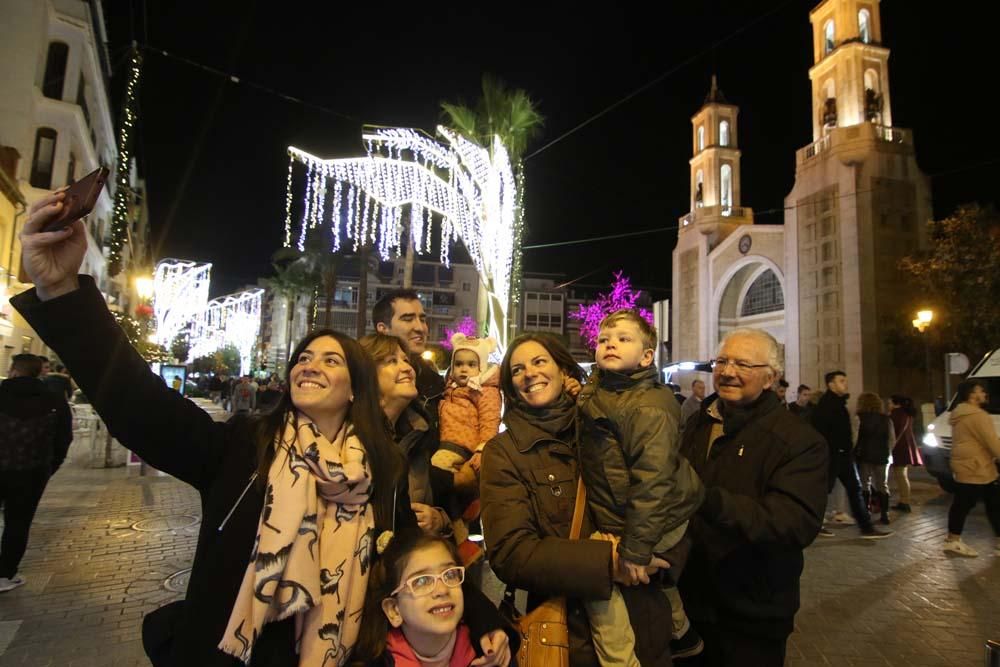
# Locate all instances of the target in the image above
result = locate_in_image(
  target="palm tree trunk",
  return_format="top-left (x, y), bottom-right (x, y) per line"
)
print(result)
top-left (403, 224), bottom-right (415, 289)
top-left (323, 264), bottom-right (338, 328)
top-left (308, 286), bottom-right (318, 330)
top-left (357, 245), bottom-right (370, 337)
top-left (285, 294), bottom-right (296, 367)
top-left (476, 281), bottom-right (490, 337)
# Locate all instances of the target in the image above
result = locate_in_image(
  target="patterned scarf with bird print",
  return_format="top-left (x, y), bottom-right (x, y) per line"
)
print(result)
top-left (220, 414), bottom-right (375, 666)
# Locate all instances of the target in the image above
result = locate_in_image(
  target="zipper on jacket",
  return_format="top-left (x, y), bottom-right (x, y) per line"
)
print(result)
top-left (218, 472), bottom-right (258, 532)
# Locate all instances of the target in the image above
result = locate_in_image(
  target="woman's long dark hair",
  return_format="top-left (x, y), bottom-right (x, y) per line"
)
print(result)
top-left (252, 329), bottom-right (404, 526)
top-left (889, 394), bottom-right (916, 416)
top-left (352, 533), bottom-right (462, 665)
top-left (499, 332), bottom-right (584, 403)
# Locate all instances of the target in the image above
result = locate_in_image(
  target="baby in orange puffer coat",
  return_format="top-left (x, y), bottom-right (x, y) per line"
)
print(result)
top-left (432, 333), bottom-right (502, 475)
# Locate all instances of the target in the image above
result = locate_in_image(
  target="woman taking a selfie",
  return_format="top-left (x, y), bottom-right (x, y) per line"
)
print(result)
top-left (11, 190), bottom-right (418, 665)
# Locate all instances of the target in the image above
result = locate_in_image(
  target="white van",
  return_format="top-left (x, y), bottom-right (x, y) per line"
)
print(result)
top-left (922, 348), bottom-right (1000, 491)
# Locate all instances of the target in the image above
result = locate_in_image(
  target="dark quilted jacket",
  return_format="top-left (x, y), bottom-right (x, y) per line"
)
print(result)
top-left (577, 366), bottom-right (705, 565)
top-left (0, 376), bottom-right (73, 472)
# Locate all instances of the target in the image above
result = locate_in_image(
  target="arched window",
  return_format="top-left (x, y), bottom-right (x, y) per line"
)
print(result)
top-left (864, 69), bottom-right (882, 122)
top-left (42, 41), bottom-right (69, 100)
top-left (697, 126), bottom-right (705, 151)
top-left (695, 170), bottom-right (704, 208)
top-left (741, 270), bottom-right (785, 316)
top-left (30, 127), bottom-right (58, 189)
top-left (719, 120), bottom-right (730, 147)
top-left (822, 79), bottom-right (837, 128)
top-left (720, 164), bottom-right (732, 209)
top-left (824, 20), bottom-right (835, 55)
top-left (858, 9), bottom-right (871, 44)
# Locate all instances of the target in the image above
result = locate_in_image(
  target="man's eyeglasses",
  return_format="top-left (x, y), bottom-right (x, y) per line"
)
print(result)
top-left (710, 357), bottom-right (771, 374)
top-left (391, 566), bottom-right (465, 597)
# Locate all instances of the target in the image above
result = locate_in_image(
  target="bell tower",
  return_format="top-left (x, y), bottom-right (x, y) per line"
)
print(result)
top-left (808, 0), bottom-right (892, 140)
top-left (672, 77), bottom-right (757, 363)
top-left (785, 0), bottom-right (933, 398)
top-left (678, 76), bottom-right (754, 242)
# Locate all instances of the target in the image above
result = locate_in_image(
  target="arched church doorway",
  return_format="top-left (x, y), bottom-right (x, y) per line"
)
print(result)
top-left (714, 260), bottom-right (786, 359)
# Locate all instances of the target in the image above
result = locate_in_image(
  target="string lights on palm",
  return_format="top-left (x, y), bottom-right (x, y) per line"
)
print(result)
top-left (285, 125), bottom-right (518, 353)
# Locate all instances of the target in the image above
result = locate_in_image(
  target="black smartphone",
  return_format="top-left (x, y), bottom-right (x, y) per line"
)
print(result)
top-left (41, 166), bottom-right (110, 232)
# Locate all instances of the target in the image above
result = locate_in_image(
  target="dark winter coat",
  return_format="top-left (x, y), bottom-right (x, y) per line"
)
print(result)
top-left (577, 366), bottom-right (705, 564)
top-left (393, 401), bottom-right (458, 518)
top-left (811, 391), bottom-right (852, 455)
top-left (0, 376), bottom-right (73, 473)
top-left (412, 355), bottom-right (445, 430)
top-left (855, 413), bottom-right (892, 465)
top-left (11, 277), bottom-right (419, 667)
top-left (481, 408), bottom-right (671, 667)
top-left (42, 372), bottom-right (74, 401)
top-left (678, 392), bottom-right (828, 637)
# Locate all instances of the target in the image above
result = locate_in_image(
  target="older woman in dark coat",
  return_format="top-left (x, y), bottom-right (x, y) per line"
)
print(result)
top-left (480, 333), bottom-right (671, 667)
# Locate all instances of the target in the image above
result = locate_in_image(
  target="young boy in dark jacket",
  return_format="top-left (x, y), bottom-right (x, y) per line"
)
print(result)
top-left (577, 310), bottom-right (706, 663)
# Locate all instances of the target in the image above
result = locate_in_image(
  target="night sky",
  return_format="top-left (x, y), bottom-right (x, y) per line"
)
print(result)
top-left (103, 1), bottom-right (999, 299)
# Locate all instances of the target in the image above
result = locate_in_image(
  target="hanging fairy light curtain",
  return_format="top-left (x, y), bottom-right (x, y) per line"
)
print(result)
top-left (285, 125), bottom-right (517, 353)
top-left (153, 259), bottom-right (212, 348)
top-left (153, 259), bottom-right (263, 375)
top-left (188, 289), bottom-right (264, 376)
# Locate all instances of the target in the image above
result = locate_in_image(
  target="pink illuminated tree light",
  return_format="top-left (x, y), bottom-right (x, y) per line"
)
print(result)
top-left (441, 316), bottom-right (478, 349)
top-left (569, 271), bottom-right (653, 350)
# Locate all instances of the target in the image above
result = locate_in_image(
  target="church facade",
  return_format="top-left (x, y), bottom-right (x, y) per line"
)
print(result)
top-left (671, 0), bottom-right (933, 397)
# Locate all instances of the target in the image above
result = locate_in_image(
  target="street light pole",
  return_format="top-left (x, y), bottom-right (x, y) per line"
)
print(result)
top-left (912, 309), bottom-right (934, 403)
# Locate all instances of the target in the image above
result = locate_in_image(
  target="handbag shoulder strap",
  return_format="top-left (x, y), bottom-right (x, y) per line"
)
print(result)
top-left (568, 476), bottom-right (587, 540)
top-left (893, 416), bottom-right (912, 447)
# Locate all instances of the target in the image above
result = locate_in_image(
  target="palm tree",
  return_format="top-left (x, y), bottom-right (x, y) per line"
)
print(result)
top-left (441, 74), bottom-right (544, 163)
top-left (441, 75), bottom-right (544, 337)
top-left (272, 228), bottom-right (341, 329)
top-left (262, 260), bottom-right (313, 368)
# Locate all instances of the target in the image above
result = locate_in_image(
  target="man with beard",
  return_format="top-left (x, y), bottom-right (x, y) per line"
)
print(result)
top-left (678, 328), bottom-right (828, 666)
top-left (811, 371), bottom-right (892, 539)
top-left (372, 290), bottom-right (446, 427)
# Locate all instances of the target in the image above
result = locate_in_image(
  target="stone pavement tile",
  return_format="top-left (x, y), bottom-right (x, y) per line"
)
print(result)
top-left (0, 624), bottom-right (20, 657)
top-left (847, 657), bottom-right (891, 666)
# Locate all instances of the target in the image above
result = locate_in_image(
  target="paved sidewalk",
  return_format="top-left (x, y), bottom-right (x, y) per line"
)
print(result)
top-left (0, 465), bottom-right (997, 666)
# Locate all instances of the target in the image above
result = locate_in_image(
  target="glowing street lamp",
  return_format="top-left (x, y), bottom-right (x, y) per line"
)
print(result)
top-left (912, 309), bottom-right (933, 332)
top-left (135, 276), bottom-right (154, 301)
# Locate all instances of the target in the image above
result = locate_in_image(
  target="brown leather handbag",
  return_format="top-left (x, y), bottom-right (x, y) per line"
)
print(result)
top-left (500, 478), bottom-right (587, 667)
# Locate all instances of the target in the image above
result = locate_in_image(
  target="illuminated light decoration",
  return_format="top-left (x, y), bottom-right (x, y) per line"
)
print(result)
top-left (108, 46), bottom-right (143, 276)
top-left (187, 289), bottom-right (264, 376)
top-left (153, 259), bottom-right (212, 348)
top-left (440, 316), bottom-right (478, 350)
top-left (568, 271), bottom-right (654, 350)
top-left (286, 125), bottom-right (517, 353)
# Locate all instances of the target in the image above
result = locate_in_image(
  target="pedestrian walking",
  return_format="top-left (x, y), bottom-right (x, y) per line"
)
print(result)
top-left (854, 392), bottom-right (894, 525)
top-left (889, 395), bottom-right (922, 512)
top-left (942, 380), bottom-right (1000, 558)
top-left (0, 354), bottom-right (73, 592)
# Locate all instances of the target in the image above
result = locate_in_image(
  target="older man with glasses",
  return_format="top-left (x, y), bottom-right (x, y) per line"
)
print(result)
top-left (677, 328), bottom-right (828, 667)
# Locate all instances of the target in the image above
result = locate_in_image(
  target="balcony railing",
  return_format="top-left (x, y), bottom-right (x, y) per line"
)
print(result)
top-left (798, 124), bottom-right (911, 164)
top-left (681, 205), bottom-right (751, 227)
